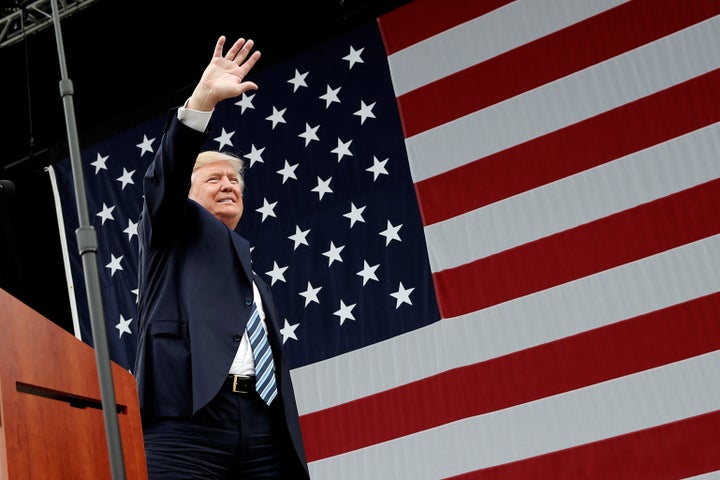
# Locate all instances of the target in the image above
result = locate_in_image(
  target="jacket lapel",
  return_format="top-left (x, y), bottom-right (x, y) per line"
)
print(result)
top-left (228, 229), bottom-right (254, 285)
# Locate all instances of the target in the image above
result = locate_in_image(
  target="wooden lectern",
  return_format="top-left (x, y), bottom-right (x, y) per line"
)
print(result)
top-left (0, 288), bottom-right (147, 479)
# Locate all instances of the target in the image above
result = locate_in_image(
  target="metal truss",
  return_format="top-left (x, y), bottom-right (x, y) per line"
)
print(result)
top-left (0, 0), bottom-right (98, 49)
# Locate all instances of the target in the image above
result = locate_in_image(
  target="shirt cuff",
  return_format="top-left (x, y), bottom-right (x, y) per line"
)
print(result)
top-left (177, 100), bottom-right (213, 132)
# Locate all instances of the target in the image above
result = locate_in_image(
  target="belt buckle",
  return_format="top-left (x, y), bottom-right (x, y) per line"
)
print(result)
top-left (232, 375), bottom-right (250, 394)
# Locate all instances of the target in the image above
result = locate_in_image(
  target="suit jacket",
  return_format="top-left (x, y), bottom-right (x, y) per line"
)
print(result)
top-left (134, 110), bottom-right (308, 475)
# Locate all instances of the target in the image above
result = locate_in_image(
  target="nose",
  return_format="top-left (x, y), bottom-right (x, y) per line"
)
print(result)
top-left (220, 176), bottom-right (234, 191)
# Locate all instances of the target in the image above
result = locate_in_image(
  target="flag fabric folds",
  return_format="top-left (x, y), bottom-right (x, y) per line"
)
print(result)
top-left (50, 1), bottom-right (720, 478)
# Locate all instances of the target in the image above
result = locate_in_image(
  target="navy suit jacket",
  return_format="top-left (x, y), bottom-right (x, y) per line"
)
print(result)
top-left (134, 110), bottom-right (308, 475)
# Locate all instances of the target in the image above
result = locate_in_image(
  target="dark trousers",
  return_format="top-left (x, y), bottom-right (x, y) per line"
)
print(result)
top-left (143, 388), bottom-right (304, 479)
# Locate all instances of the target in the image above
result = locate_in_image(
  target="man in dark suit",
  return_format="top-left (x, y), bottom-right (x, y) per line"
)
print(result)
top-left (134, 35), bottom-right (310, 479)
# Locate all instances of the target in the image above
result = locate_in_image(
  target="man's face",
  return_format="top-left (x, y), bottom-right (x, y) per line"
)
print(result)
top-left (189, 159), bottom-right (244, 229)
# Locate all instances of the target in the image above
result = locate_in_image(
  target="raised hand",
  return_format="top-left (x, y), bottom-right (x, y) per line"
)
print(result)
top-left (187, 36), bottom-right (262, 112)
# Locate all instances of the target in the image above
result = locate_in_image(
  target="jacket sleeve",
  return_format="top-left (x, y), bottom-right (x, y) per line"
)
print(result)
top-left (141, 109), bottom-right (209, 249)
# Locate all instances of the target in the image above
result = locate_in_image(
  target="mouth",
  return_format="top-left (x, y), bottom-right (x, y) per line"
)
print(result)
top-left (218, 198), bottom-right (235, 204)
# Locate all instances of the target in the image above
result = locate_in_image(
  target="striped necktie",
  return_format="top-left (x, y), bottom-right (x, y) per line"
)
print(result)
top-left (246, 302), bottom-right (278, 405)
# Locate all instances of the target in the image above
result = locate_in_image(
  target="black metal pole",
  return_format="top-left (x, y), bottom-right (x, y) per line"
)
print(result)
top-left (49, 1), bottom-right (127, 478)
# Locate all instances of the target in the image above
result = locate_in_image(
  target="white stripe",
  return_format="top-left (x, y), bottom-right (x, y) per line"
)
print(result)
top-left (309, 351), bottom-right (720, 480)
top-left (424, 122), bottom-right (720, 271)
top-left (387, 0), bottom-right (628, 96)
top-left (683, 471), bottom-right (720, 480)
top-left (293, 234), bottom-right (720, 414)
top-left (404, 15), bottom-right (720, 182)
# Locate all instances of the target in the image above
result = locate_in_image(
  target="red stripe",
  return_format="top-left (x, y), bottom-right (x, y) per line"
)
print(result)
top-left (396, 0), bottom-right (720, 138)
top-left (444, 410), bottom-right (720, 480)
top-left (434, 179), bottom-right (720, 319)
top-left (300, 292), bottom-right (720, 461)
top-left (378, 0), bottom-right (513, 56)
top-left (416, 69), bottom-right (720, 226)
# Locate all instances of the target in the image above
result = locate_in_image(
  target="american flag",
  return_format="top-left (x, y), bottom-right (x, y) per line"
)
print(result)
top-left (50, 0), bottom-right (720, 478)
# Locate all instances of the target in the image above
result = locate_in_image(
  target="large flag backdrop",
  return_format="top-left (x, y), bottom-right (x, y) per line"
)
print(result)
top-left (49, 0), bottom-right (720, 478)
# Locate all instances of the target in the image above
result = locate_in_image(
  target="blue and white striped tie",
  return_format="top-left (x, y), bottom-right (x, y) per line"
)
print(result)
top-left (246, 302), bottom-right (278, 405)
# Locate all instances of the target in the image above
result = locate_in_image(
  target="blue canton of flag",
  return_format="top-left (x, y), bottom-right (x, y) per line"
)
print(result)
top-left (226, 22), bottom-right (439, 368)
top-left (50, 20), bottom-right (440, 372)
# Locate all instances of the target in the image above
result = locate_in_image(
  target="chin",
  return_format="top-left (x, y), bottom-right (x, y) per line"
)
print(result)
top-left (217, 212), bottom-right (242, 228)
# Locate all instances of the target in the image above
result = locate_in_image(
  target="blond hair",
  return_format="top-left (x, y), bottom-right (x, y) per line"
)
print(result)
top-left (193, 151), bottom-right (245, 190)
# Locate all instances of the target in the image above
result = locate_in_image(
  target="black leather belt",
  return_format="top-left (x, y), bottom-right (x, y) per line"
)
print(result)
top-left (225, 374), bottom-right (256, 394)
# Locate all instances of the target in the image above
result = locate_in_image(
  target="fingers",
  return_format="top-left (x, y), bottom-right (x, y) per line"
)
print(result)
top-left (225, 37), bottom-right (259, 66)
top-left (240, 50), bottom-right (261, 75)
top-left (214, 35), bottom-right (260, 68)
top-left (213, 35), bottom-right (227, 58)
top-left (236, 39), bottom-right (255, 64)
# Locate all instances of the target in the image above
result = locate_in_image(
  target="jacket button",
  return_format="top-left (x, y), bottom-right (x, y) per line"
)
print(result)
top-left (245, 298), bottom-right (253, 306)
top-left (233, 334), bottom-right (242, 342)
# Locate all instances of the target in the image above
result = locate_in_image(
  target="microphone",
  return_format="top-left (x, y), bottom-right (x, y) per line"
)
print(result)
top-left (0, 180), bottom-right (16, 197)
